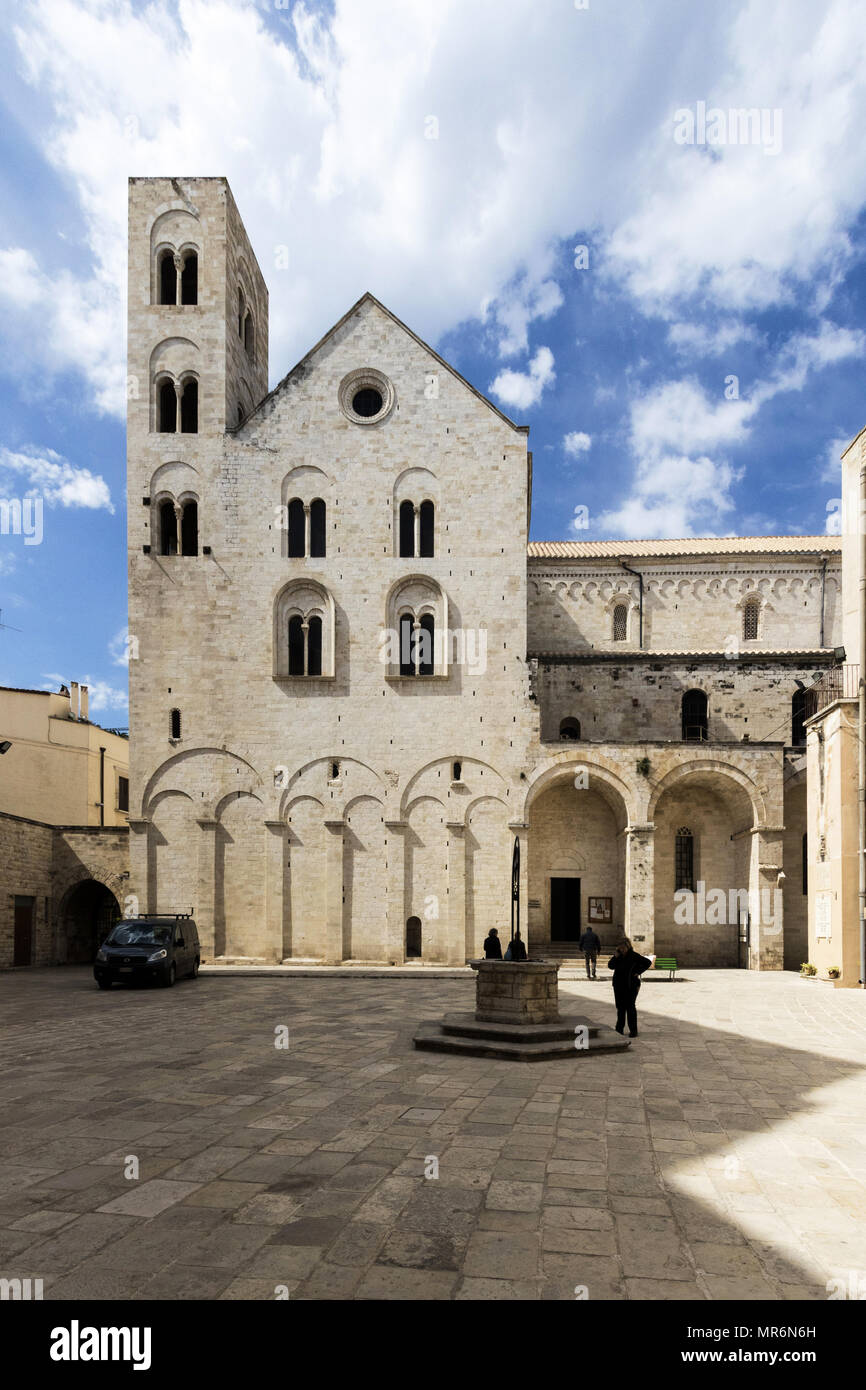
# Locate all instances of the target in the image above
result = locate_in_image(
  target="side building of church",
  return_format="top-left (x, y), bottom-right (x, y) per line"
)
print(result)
top-left (127, 176), bottom-right (842, 970)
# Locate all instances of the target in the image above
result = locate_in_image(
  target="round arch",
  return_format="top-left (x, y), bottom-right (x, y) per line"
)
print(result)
top-left (647, 758), bottom-right (766, 826)
top-left (58, 880), bottom-right (121, 964)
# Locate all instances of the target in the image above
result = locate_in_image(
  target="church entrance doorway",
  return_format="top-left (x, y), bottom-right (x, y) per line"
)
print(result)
top-left (550, 877), bottom-right (581, 941)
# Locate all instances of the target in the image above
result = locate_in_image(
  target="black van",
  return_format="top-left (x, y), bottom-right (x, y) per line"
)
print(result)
top-left (93, 914), bottom-right (201, 989)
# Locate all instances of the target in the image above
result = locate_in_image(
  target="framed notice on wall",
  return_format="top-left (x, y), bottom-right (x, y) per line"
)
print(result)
top-left (587, 896), bottom-right (612, 924)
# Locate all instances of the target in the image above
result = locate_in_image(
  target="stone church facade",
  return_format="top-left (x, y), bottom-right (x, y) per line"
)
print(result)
top-left (127, 176), bottom-right (841, 970)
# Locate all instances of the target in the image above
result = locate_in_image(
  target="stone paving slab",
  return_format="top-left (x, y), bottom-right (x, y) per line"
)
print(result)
top-left (0, 965), bottom-right (864, 1300)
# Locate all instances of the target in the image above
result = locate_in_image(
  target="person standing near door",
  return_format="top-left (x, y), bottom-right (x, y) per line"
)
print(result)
top-left (608, 937), bottom-right (652, 1037)
top-left (578, 926), bottom-right (601, 979)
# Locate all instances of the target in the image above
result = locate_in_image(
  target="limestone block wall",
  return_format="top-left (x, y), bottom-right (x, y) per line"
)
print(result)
top-left (528, 556), bottom-right (841, 655)
top-left (0, 813), bottom-right (54, 966)
top-left (536, 659), bottom-right (827, 744)
top-left (0, 814), bottom-right (129, 967)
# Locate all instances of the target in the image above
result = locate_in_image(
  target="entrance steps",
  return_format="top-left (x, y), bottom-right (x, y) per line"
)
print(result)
top-left (413, 1011), bottom-right (630, 1062)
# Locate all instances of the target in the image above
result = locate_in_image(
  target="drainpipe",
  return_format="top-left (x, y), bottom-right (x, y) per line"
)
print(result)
top-left (819, 555), bottom-right (827, 648)
top-left (617, 558), bottom-right (643, 648)
top-left (99, 745), bottom-right (105, 828)
top-left (860, 466), bottom-right (866, 985)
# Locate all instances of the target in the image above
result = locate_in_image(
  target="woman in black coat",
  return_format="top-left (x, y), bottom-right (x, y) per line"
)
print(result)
top-left (608, 938), bottom-right (652, 1037)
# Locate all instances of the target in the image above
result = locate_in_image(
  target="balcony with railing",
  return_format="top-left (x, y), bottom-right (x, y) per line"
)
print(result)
top-left (804, 664), bottom-right (860, 719)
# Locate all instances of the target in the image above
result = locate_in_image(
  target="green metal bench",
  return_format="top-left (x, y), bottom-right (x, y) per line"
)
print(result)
top-left (652, 957), bottom-right (678, 978)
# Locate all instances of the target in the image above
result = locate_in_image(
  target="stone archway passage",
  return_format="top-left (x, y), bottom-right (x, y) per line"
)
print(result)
top-left (62, 881), bottom-right (121, 964)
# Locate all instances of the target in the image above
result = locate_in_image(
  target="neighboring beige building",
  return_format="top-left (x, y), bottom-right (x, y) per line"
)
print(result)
top-left (0, 686), bottom-right (130, 968)
top-left (126, 175), bottom-right (842, 969)
top-left (0, 684), bottom-right (130, 826)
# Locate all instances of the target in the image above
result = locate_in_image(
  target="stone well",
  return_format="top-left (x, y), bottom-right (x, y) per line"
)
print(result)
top-left (472, 959), bottom-right (561, 1025)
top-left (413, 954), bottom-right (630, 1061)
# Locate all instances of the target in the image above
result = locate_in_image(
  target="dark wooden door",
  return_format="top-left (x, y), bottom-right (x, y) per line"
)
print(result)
top-left (550, 878), bottom-right (581, 941)
top-left (13, 896), bottom-right (35, 966)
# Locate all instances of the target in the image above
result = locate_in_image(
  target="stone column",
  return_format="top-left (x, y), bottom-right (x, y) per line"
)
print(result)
top-left (264, 821), bottom-right (286, 963)
top-left (385, 821), bottom-right (407, 962)
top-left (174, 381), bottom-right (182, 434)
top-left (413, 504), bottom-right (420, 558)
top-left (323, 818), bottom-right (344, 964)
top-left (127, 817), bottom-right (150, 919)
top-left (750, 827), bottom-right (785, 970)
top-left (446, 821), bottom-right (467, 964)
top-left (303, 503), bottom-right (311, 558)
top-left (173, 251), bottom-right (183, 306)
top-left (196, 818), bottom-right (218, 960)
top-left (625, 823), bottom-right (654, 954)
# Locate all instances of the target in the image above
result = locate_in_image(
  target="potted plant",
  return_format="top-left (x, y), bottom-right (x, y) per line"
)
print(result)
top-left (827, 966), bottom-right (841, 980)
top-left (800, 962), bottom-right (817, 977)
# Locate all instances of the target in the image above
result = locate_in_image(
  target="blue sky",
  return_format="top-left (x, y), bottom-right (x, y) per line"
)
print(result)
top-left (1, 0), bottom-right (865, 720)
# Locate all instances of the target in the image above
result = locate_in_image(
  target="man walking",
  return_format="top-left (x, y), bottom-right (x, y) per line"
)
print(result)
top-left (579, 925), bottom-right (601, 979)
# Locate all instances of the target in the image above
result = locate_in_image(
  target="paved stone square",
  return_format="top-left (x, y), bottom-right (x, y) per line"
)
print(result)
top-left (0, 967), bottom-right (865, 1300)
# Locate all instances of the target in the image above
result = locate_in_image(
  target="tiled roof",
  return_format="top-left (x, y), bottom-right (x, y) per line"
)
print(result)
top-left (527, 536), bottom-right (841, 559)
top-left (529, 648), bottom-right (836, 660)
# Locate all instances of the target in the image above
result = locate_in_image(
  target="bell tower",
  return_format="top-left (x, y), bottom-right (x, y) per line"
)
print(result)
top-left (125, 176), bottom-right (268, 909)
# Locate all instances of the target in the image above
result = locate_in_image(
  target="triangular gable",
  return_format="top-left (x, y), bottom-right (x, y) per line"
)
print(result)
top-left (236, 292), bottom-right (529, 434)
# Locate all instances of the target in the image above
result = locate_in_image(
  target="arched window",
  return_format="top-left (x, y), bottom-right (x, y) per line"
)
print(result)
top-left (452, 760), bottom-right (462, 782)
top-left (159, 250), bottom-right (176, 305)
top-left (419, 500), bottom-right (435, 557)
top-left (399, 614), bottom-right (415, 676)
top-left (288, 615), bottom-right (304, 675)
top-left (682, 689), bottom-right (708, 742)
top-left (792, 689), bottom-right (807, 746)
top-left (387, 576), bottom-right (447, 679)
top-left (307, 616), bottom-right (323, 676)
top-left (238, 289), bottom-right (245, 338)
top-left (559, 717), bottom-right (580, 741)
top-left (180, 379), bottom-right (198, 433)
top-left (170, 708), bottom-right (182, 740)
top-left (276, 580), bottom-right (335, 680)
top-left (180, 500), bottom-right (198, 557)
top-left (743, 597), bottom-right (759, 641)
top-left (159, 500), bottom-right (178, 556)
top-left (310, 499), bottom-right (326, 557)
top-left (237, 405), bottom-right (244, 426)
top-left (244, 311), bottom-right (254, 356)
top-left (180, 251), bottom-right (197, 305)
top-left (158, 380), bottom-right (177, 433)
top-left (287, 499), bottom-right (305, 558)
top-left (418, 614), bottom-right (435, 677)
top-left (675, 827), bottom-right (694, 891)
top-left (399, 500), bottom-right (415, 558)
top-left (613, 604), bottom-right (628, 642)
top-left (406, 916), bottom-right (422, 958)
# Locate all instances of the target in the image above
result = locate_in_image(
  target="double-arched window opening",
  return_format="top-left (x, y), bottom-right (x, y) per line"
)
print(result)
top-left (157, 247), bottom-right (198, 306)
top-left (286, 498), bottom-right (326, 558)
top-left (398, 612), bottom-right (436, 677)
top-left (288, 614), bottom-right (323, 676)
top-left (157, 375), bottom-right (198, 434)
top-left (157, 496), bottom-right (198, 556)
top-left (399, 499), bottom-right (435, 558)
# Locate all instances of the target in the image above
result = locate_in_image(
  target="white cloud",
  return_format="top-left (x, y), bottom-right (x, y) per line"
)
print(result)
top-left (668, 319), bottom-right (759, 358)
top-left (599, 320), bottom-right (865, 537)
top-left (489, 346), bottom-right (555, 410)
top-left (42, 671), bottom-right (128, 713)
top-left (0, 446), bottom-right (113, 511)
top-left (489, 277), bottom-right (564, 358)
top-left (563, 430), bottom-right (592, 457)
top-left (82, 678), bottom-right (128, 713)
